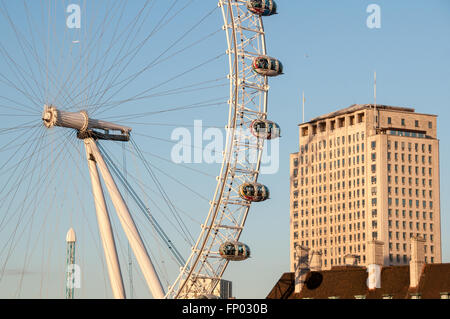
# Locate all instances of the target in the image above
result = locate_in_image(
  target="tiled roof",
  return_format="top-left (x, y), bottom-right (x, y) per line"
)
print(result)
top-left (412, 264), bottom-right (450, 299)
top-left (266, 272), bottom-right (295, 299)
top-left (266, 263), bottom-right (450, 299)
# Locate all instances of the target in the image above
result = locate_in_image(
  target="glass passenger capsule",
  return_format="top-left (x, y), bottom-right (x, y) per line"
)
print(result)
top-left (250, 119), bottom-right (281, 140)
top-left (239, 182), bottom-right (270, 202)
top-left (252, 56), bottom-right (283, 77)
top-left (219, 242), bottom-right (251, 261)
top-left (246, 0), bottom-right (277, 16)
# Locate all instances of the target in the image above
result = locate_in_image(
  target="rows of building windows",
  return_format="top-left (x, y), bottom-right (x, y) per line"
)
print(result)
top-left (301, 114), bottom-right (366, 137)
top-left (292, 112), bottom-right (439, 271)
top-left (388, 197), bottom-right (433, 209)
top-left (387, 140), bottom-right (433, 153)
top-left (299, 132), bottom-right (366, 154)
top-left (386, 116), bottom-right (433, 129)
top-left (387, 164), bottom-right (433, 176)
top-left (387, 153), bottom-right (433, 164)
top-left (388, 237), bottom-right (435, 251)
top-left (388, 130), bottom-right (426, 138)
top-left (293, 128), bottom-right (369, 268)
top-left (293, 238), bottom-right (369, 267)
top-left (389, 254), bottom-right (435, 264)
top-left (387, 176), bottom-right (433, 188)
top-left (292, 187), bottom-right (368, 213)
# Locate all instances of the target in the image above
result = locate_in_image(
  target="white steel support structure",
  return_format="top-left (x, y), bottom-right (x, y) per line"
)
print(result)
top-left (43, 105), bottom-right (165, 299)
top-left (40, 0), bottom-right (276, 299)
top-left (84, 139), bottom-right (126, 299)
top-left (166, 0), bottom-right (271, 299)
top-left (86, 139), bottom-right (165, 299)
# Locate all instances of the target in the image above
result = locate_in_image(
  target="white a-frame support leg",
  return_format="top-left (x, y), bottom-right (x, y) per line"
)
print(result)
top-left (84, 139), bottom-right (126, 299)
top-left (85, 138), bottom-right (165, 299)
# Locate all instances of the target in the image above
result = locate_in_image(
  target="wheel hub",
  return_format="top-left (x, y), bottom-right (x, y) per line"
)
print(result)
top-left (42, 105), bottom-right (132, 141)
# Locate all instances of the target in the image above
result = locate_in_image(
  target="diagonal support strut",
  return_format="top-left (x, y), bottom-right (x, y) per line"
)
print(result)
top-left (85, 138), bottom-right (165, 299)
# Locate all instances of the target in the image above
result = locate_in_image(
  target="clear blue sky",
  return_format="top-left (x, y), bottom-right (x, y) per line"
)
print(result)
top-left (0, 0), bottom-right (448, 299)
top-left (236, 0), bottom-right (450, 298)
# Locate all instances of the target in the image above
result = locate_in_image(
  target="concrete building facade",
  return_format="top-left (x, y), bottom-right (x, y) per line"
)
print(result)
top-left (289, 104), bottom-right (441, 271)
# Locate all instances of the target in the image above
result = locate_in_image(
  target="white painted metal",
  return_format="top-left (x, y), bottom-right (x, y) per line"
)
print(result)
top-left (66, 228), bottom-right (77, 243)
top-left (87, 139), bottom-right (165, 299)
top-left (84, 139), bottom-right (126, 299)
top-left (166, 0), bottom-right (270, 299)
top-left (43, 105), bottom-right (131, 134)
top-left (37, 0), bottom-right (272, 299)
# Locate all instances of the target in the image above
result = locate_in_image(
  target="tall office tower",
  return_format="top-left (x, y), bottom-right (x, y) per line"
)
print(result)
top-left (289, 104), bottom-right (441, 271)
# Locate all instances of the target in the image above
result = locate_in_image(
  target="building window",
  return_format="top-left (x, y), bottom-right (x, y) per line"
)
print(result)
top-left (382, 294), bottom-right (393, 299)
top-left (401, 119), bottom-right (405, 126)
top-left (354, 295), bottom-right (366, 299)
top-left (440, 292), bottom-right (450, 299)
top-left (387, 117), bottom-right (392, 125)
top-left (410, 293), bottom-right (421, 299)
top-left (415, 120), bottom-right (419, 127)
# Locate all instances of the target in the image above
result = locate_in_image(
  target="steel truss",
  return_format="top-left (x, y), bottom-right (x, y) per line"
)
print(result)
top-left (166, 0), bottom-right (270, 299)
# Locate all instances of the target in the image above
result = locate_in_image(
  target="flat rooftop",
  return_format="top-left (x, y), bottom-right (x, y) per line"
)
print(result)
top-left (303, 104), bottom-right (416, 125)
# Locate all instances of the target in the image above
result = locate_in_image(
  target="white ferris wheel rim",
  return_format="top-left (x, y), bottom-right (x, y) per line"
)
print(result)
top-left (0, 0), bottom-right (276, 299)
top-left (167, 0), bottom-right (270, 299)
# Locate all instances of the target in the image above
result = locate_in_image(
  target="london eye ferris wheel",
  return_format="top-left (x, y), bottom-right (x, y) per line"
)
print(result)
top-left (0, 0), bottom-right (282, 299)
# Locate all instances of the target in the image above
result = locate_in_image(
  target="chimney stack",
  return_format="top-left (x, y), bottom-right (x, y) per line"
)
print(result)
top-left (344, 254), bottom-right (359, 266)
top-left (294, 245), bottom-right (310, 294)
top-left (310, 250), bottom-right (322, 271)
top-left (410, 236), bottom-right (426, 289)
top-left (366, 240), bottom-right (384, 289)
top-left (367, 240), bottom-right (384, 266)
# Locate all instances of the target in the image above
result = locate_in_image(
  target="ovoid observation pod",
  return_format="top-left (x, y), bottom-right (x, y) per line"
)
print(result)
top-left (239, 182), bottom-right (270, 202)
top-left (250, 119), bottom-right (281, 140)
top-left (219, 242), bottom-right (251, 261)
top-left (246, 0), bottom-right (277, 16)
top-left (252, 56), bottom-right (283, 77)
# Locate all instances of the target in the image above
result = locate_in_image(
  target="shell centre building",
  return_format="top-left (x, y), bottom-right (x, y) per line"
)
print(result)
top-left (289, 104), bottom-right (441, 271)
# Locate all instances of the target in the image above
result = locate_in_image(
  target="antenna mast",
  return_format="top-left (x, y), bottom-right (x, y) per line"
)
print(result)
top-left (302, 91), bottom-right (305, 123)
top-left (374, 71), bottom-right (377, 129)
